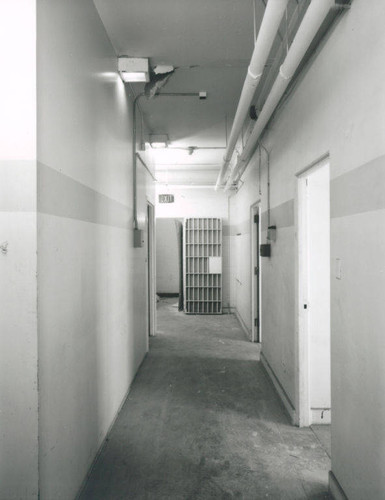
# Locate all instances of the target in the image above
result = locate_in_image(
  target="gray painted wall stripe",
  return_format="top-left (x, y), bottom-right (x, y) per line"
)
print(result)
top-left (229, 198), bottom-right (295, 236)
top-left (14, 154), bottom-right (382, 230)
top-left (0, 160), bottom-right (36, 212)
top-left (229, 219), bottom-right (250, 236)
top-left (261, 199), bottom-right (294, 230)
top-left (230, 155), bottom-right (385, 231)
top-left (222, 225), bottom-right (230, 237)
top-left (331, 155), bottom-right (385, 219)
top-left (38, 163), bottom-right (131, 228)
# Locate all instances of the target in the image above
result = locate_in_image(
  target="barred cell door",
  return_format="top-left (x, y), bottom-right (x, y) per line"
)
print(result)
top-left (183, 218), bottom-right (222, 314)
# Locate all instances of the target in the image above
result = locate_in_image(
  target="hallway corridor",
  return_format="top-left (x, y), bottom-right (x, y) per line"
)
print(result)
top-left (79, 299), bottom-right (331, 499)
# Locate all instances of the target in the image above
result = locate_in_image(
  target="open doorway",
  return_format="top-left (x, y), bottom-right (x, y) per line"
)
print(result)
top-left (297, 157), bottom-right (331, 427)
top-left (251, 203), bottom-right (261, 343)
top-left (155, 218), bottom-right (182, 309)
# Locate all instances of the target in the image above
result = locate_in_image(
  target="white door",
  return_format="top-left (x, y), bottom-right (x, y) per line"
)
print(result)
top-left (298, 158), bottom-right (331, 426)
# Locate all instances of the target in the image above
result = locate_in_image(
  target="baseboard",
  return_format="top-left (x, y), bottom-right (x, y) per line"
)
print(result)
top-left (233, 308), bottom-right (252, 340)
top-left (157, 292), bottom-right (179, 297)
top-left (75, 352), bottom-right (148, 499)
top-left (260, 352), bottom-right (297, 425)
top-left (329, 471), bottom-right (349, 500)
top-left (311, 408), bottom-right (331, 424)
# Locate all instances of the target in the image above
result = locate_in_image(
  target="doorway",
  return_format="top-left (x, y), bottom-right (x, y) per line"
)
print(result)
top-left (297, 157), bottom-right (331, 427)
top-left (251, 203), bottom-right (261, 343)
top-left (155, 218), bottom-right (180, 298)
top-left (147, 202), bottom-right (156, 337)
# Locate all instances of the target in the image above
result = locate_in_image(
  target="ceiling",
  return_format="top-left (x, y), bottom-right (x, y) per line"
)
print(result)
top-left (93, 1), bottom-right (348, 187)
top-left (93, 0), bottom-right (266, 185)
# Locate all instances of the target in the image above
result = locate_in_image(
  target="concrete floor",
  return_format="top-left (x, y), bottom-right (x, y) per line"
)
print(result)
top-left (311, 426), bottom-right (331, 460)
top-left (79, 298), bottom-right (331, 499)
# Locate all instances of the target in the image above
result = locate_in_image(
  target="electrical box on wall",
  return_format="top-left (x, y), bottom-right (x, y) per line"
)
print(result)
top-left (134, 228), bottom-right (144, 248)
top-left (260, 243), bottom-right (271, 257)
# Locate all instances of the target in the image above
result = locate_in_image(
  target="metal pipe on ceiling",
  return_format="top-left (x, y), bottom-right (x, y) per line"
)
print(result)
top-left (215, 0), bottom-right (290, 190)
top-left (224, 0), bottom-right (339, 191)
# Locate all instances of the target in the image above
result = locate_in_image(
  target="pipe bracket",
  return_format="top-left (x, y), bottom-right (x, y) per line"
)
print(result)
top-left (247, 67), bottom-right (263, 81)
top-left (332, 3), bottom-right (351, 10)
top-left (279, 65), bottom-right (293, 81)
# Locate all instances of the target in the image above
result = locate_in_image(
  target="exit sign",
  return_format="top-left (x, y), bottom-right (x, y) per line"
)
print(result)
top-left (159, 194), bottom-right (174, 203)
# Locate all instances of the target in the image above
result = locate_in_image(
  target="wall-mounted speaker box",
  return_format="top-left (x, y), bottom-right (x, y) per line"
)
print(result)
top-left (260, 243), bottom-right (271, 257)
top-left (133, 228), bottom-right (144, 248)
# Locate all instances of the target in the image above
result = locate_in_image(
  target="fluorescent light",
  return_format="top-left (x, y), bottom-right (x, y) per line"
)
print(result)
top-left (118, 57), bottom-right (149, 83)
top-left (121, 71), bottom-right (148, 82)
top-left (150, 134), bottom-right (168, 149)
top-left (149, 148), bottom-right (189, 163)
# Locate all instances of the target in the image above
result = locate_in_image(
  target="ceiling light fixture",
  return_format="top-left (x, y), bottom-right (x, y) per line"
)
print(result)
top-left (118, 56), bottom-right (150, 83)
top-left (149, 134), bottom-right (169, 149)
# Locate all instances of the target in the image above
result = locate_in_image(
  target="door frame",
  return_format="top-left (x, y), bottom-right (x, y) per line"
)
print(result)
top-left (146, 202), bottom-right (156, 337)
top-left (296, 153), bottom-right (330, 427)
top-left (250, 201), bottom-right (261, 343)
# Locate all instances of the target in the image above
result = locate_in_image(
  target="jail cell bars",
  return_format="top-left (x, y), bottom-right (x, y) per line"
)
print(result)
top-left (183, 218), bottom-right (222, 314)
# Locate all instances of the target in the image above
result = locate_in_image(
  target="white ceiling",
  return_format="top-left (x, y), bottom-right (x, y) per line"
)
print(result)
top-left (93, 0), bottom-right (266, 185)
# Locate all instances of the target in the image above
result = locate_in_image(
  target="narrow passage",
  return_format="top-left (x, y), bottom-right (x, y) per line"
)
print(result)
top-left (79, 298), bottom-right (330, 499)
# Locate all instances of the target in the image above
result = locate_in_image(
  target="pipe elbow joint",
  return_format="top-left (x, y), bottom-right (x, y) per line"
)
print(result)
top-left (247, 67), bottom-right (263, 82)
top-left (279, 65), bottom-right (293, 81)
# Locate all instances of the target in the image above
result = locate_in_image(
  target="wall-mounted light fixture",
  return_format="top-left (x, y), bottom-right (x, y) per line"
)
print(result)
top-left (118, 57), bottom-right (149, 83)
top-left (149, 134), bottom-right (168, 149)
top-left (260, 244), bottom-right (271, 257)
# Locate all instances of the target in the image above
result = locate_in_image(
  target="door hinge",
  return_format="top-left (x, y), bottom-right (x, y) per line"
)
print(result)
top-left (254, 214), bottom-right (259, 224)
top-left (254, 266), bottom-right (259, 276)
top-left (254, 317), bottom-right (260, 327)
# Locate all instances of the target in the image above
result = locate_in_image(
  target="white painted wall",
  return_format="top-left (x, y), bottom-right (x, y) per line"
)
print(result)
top-left (228, 177), bottom-right (263, 340)
top-left (155, 186), bottom-right (228, 219)
top-left (0, 1), bottom-right (39, 498)
top-left (155, 186), bottom-right (230, 308)
top-left (156, 219), bottom-right (179, 294)
top-left (230, 1), bottom-right (385, 497)
top-left (36, 1), bottom-right (153, 498)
